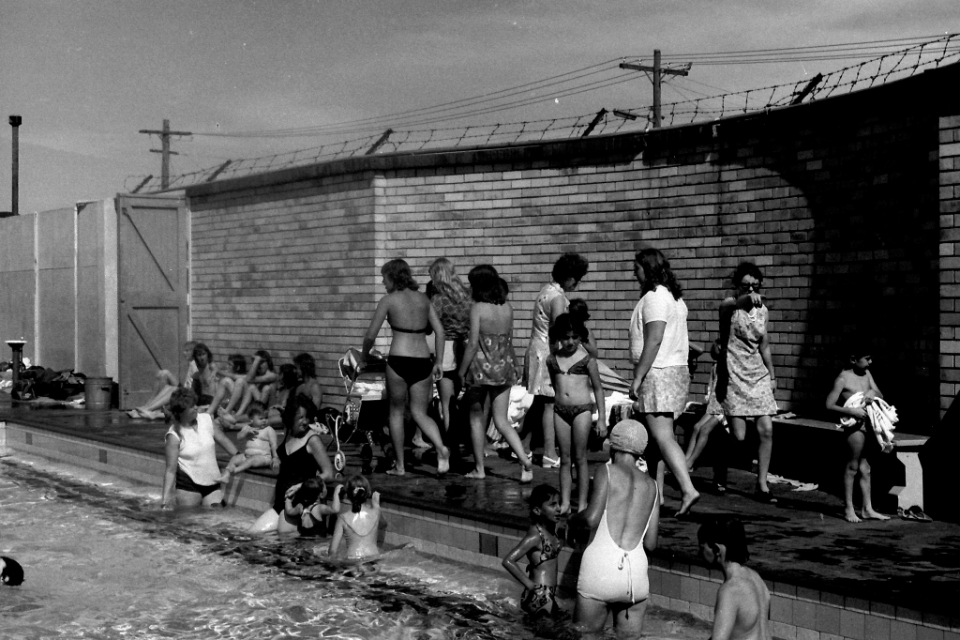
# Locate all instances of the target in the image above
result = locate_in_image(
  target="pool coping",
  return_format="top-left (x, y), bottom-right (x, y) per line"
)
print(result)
top-left (3, 419), bottom-right (958, 640)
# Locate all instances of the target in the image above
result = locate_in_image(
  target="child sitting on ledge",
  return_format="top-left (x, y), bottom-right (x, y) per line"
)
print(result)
top-left (219, 403), bottom-right (278, 483)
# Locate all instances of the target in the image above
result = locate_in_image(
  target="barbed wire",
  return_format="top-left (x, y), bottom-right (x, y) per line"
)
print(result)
top-left (127, 34), bottom-right (960, 194)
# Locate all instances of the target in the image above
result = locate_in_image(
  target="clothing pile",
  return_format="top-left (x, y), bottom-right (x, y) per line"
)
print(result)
top-left (839, 392), bottom-right (898, 453)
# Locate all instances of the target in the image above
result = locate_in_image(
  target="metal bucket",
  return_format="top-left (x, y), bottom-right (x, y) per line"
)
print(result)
top-left (84, 377), bottom-right (113, 410)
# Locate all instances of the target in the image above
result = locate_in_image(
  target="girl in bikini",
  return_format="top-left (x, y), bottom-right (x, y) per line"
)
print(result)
top-left (361, 259), bottom-right (451, 477)
top-left (548, 314), bottom-right (606, 514)
top-left (502, 484), bottom-right (563, 618)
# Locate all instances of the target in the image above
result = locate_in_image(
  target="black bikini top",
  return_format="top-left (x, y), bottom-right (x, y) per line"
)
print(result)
top-left (530, 524), bottom-right (562, 567)
top-left (546, 353), bottom-right (592, 376)
top-left (390, 322), bottom-right (429, 334)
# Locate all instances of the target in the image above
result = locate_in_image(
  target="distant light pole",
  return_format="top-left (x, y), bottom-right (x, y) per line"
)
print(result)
top-left (9, 115), bottom-right (22, 215)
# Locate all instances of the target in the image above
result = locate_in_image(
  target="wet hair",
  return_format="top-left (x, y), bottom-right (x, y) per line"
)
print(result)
top-left (254, 350), bottom-right (274, 372)
top-left (732, 262), bottom-right (764, 287)
top-left (282, 394), bottom-right (319, 432)
top-left (635, 248), bottom-right (683, 300)
top-left (551, 253), bottom-right (590, 286)
top-left (381, 259), bottom-right (419, 291)
top-left (278, 363), bottom-right (300, 390)
top-left (549, 313), bottom-right (588, 344)
top-left (293, 353), bottom-right (316, 378)
top-left (468, 265), bottom-right (506, 305)
top-left (698, 517), bottom-right (750, 564)
top-left (294, 478), bottom-right (327, 506)
top-left (345, 474), bottom-right (373, 513)
top-left (526, 484), bottom-right (560, 516)
top-left (429, 258), bottom-right (470, 303)
top-left (168, 387), bottom-right (197, 422)
top-left (246, 401), bottom-right (265, 419)
top-left (1, 556), bottom-right (24, 586)
top-left (192, 343), bottom-right (212, 362)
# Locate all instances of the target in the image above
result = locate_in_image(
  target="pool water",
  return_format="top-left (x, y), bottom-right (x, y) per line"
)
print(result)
top-left (0, 454), bottom-right (711, 639)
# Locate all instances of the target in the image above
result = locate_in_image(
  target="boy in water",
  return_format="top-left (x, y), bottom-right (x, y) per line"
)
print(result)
top-left (824, 346), bottom-right (890, 523)
top-left (698, 517), bottom-right (769, 640)
top-left (1, 556), bottom-right (24, 586)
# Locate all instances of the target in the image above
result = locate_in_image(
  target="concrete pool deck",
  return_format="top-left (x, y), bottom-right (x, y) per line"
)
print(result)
top-left (1, 396), bottom-right (958, 640)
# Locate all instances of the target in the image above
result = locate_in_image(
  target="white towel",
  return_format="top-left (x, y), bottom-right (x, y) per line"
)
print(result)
top-left (839, 392), bottom-right (897, 453)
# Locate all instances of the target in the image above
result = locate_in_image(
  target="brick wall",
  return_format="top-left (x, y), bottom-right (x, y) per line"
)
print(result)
top-left (188, 170), bottom-right (381, 396)
top-left (940, 115), bottom-right (960, 416)
top-left (187, 64), bottom-right (960, 430)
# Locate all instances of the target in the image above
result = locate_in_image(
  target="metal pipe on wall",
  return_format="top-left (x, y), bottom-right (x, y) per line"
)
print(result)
top-left (9, 115), bottom-right (22, 216)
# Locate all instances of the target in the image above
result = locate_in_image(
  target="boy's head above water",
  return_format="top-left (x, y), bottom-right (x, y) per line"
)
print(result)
top-left (1, 556), bottom-right (24, 586)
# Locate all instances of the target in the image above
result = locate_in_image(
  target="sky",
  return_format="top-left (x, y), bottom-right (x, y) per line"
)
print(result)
top-left (0, 0), bottom-right (956, 214)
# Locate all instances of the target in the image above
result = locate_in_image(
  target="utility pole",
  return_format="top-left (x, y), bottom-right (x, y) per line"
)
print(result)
top-left (620, 50), bottom-right (690, 128)
top-left (138, 119), bottom-right (191, 189)
top-left (9, 115), bottom-right (21, 215)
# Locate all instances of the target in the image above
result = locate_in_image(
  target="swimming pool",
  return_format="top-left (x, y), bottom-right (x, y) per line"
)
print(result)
top-left (0, 454), bottom-right (710, 639)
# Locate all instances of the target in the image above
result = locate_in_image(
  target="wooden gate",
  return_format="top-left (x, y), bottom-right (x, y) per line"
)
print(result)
top-left (117, 195), bottom-right (189, 409)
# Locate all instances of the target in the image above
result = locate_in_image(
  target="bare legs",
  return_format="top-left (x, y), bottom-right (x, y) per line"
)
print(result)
top-left (685, 414), bottom-right (721, 471)
top-left (555, 410), bottom-right (592, 513)
top-left (385, 366), bottom-right (449, 476)
top-left (465, 385), bottom-right (532, 482)
top-left (728, 415), bottom-right (774, 493)
top-left (844, 429), bottom-right (889, 522)
top-left (643, 412), bottom-right (699, 516)
top-left (541, 398), bottom-right (558, 463)
top-left (129, 370), bottom-right (178, 416)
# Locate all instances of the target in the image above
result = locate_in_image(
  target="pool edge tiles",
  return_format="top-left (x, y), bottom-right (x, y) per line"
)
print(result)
top-left (3, 420), bottom-right (960, 640)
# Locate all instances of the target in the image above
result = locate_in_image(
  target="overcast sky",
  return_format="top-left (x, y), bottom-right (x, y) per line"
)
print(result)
top-left (0, 0), bottom-right (956, 213)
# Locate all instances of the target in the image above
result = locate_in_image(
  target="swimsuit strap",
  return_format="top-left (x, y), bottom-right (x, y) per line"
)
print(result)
top-left (530, 523), bottom-right (560, 567)
top-left (390, 322), bottom-right (429, 334)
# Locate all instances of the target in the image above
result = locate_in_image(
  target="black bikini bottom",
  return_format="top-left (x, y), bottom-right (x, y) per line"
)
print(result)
top-left (388, 356), bottom-right (434, 387)
top-left (554, 402), bottom-right (596, 424)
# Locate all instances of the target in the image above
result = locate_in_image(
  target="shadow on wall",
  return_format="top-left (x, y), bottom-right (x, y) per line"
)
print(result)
top-left (698, 110), bottom-right (939, 431)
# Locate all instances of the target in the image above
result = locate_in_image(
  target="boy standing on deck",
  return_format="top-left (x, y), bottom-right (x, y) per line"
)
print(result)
top-left (824, 347), bottom-right (891, 523)
top-left (698, 517), bottom-right (770, 640)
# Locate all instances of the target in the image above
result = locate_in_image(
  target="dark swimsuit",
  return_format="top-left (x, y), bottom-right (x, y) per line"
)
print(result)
top-left (387, 322), bottom-right (434, 386)
top-left (547, 353), bottom-right (597, 424)
top-left (272, 434), bottom-right (321, 513)
top-left (521, 524), bottom-right (562, 617)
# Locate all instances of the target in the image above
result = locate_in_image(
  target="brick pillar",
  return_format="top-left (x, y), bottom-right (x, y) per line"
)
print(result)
top-left (939, 115), bottom-right (960, 416)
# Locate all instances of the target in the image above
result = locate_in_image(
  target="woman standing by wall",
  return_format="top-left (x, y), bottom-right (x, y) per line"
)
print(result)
top-left (716, 262), bottom-right (779, 503)
top-left (361, 259), bottom-right (451, 477)
top-left (524, 253), bottom-right (590, 469)
top-left (629, 248), bottom-right (699, 517)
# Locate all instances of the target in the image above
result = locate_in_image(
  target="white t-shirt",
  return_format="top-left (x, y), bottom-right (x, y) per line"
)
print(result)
top-left (628, 285), bottom-right (689, 368)
top-left (166, 412), bottom-right (221, 486)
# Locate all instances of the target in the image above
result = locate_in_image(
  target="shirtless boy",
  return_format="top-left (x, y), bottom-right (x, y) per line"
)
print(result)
top-left (699, 517), bottom-right (769, 640)
top-left (825, 347), bottom-right (890, 523)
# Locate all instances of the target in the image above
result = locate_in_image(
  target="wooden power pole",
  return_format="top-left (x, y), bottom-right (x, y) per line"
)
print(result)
top-left (620, 50), bottom-right (690, 128)
top-left (138, 119), bottom-right (192, 189)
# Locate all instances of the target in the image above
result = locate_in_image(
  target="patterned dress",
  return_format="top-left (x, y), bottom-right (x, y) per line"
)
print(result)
top-left (466, 333), bottom-right (519, 387)
top-left (524, 282), bottom-right (568, 397)
top-left (719, 305), bottom-right (777, 417)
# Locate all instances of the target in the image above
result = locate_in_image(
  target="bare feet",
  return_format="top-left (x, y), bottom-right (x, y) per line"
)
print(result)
top-left (437, 450), bottom-right (450, 476)
top-left (218, 471), bottom-right (231, 484)
top-left (412, 435), bottom-right (431, 449)
top-left (385, 467), bottom-right (405, 477)
top-left (676, 491), bottom-right (700, 518)
top-left (845, 509), bottom-right (862, 523)
top-left (465, 469), bottom-right (485, 479)
top-left (559, 503), bottom-right (571, 516)
top-left (861, 509), bottom-right (890, 521)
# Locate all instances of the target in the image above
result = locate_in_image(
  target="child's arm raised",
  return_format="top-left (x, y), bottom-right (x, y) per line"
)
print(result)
top-left (587, 357), bottom-right (607, 438)
top-left (329, 516), bottom-right (344, 556)
top-left (501, 527), bottom-right (541, 591)
top-left (308, 484), bottom-right (343, 517)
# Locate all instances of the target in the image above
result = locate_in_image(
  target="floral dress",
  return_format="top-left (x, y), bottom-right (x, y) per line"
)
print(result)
top-left (524, 282), bottom-right (567, 397)
top-left (466, 333), bottom-right (519, 387)
top-left (719, 305), bottom-right (777, 417)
